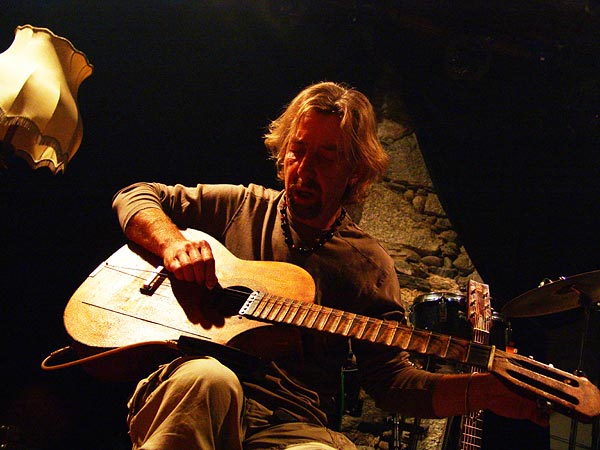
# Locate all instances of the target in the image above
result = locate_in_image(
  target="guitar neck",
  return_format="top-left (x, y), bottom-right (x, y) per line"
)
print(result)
top-left (239, 290), bottom-right (600, 423)
top-left (239, 291), bottom-right (493, 370)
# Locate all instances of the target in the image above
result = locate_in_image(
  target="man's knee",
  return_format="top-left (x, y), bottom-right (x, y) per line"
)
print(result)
top-left (169, 357), bottom-right (243, 396)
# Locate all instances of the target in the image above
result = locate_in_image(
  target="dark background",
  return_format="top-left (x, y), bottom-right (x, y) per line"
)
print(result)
top-left (1, 1), bottom-right (599, 448)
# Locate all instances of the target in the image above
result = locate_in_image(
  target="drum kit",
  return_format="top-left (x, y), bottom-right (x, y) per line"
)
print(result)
top-left (409, 270), bottom-right (600, 450)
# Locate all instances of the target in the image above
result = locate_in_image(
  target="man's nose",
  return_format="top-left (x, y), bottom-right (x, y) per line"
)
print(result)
top-left (297, 149), bottom-right (317, 177)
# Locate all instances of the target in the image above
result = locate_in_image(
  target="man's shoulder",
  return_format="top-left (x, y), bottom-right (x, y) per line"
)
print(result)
top-left (246, 183), bottom-right (284, 203)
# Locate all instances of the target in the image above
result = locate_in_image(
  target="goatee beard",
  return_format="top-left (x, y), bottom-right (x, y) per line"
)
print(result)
top-left (287, 187), bottom-right (322, 220)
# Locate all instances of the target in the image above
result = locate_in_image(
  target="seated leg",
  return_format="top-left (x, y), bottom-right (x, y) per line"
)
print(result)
top-left (127, 356), bottom-right (244, 450)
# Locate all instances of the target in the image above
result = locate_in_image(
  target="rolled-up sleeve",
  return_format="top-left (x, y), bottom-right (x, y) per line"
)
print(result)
top-left (112, 182), bottom-right (248, 234)
top-left (112, 182), bottom-right (168, 231)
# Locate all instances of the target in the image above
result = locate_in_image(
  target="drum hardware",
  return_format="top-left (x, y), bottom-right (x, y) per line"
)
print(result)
top-left (502, 272), bottom-right (600, 450)
top-left (569, 288), bottom-right (597, 450)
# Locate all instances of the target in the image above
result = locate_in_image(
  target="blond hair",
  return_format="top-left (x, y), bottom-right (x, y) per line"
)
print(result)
top-left (264, 81), bottom-right (389, 204)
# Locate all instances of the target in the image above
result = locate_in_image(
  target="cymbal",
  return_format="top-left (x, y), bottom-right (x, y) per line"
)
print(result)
top-left (502, 270), bottom-right (600, 318)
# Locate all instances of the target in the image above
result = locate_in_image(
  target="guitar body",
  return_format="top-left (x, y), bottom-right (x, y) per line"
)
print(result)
top-left (63, 228), bottom-right (316, 374)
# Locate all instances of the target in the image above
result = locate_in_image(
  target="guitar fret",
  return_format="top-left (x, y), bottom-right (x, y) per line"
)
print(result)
top-left (284, 302), bottom-right (301, 324)
top-left (263, 297), bottom-right (279, 321)
top-left (272, 298), bottom-right (292, 322)
top-left (442, 335), bottom-right (451, 359)
top-left (389, 324), bottom-right (412, 350)
top-left (336, 312), bottom-right (356, 336)
top-left (444, 337), bottom-right (471, 364)
top-left (465, 342), bottom-right (492, 368)
top-left (460, 437), bottom-right (482, 446)
top-left (371, 320), bottom-right (387, 343)
top-left (334, 312), bottom-right (356, 336)
top-left (250, 295), bottom-right (269, 317)
top-left (405, 328), bottom-right (428, 353)
top-left (260, 297), bottom-right (277, 320)
top-left (324, 310), bottom-right (343, 333)
top-left (349, 315), bottom-right (369, 339)
top-left (362, 319), bottom-right (383, 342)
top-left (251, 297), bottom-right (270, 319)
top-left (377, 321), bottom-right (397, 346)
top-left (427, 333), bottom-right (452, 358)
top-left (313, 306), bottom-right (333, 331)
top-left (304, 304), bottom-right (321, 328)
top-left (294, 304), bottom-right (310, 326)
top-left (413, 331), bottom-right (432, 354)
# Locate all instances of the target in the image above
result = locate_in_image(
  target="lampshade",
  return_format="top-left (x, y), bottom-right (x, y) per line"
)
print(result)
top-left (0, 25), bottom-right (93, 174)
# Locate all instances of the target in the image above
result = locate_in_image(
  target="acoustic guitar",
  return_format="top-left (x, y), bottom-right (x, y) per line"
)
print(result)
top-left (48, 229), bottom-right (600, 423)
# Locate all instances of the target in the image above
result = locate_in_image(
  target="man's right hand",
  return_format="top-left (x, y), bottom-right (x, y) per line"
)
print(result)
top-left (123, 208), bottom-right (219, 290)
top-left (162, 238), bottom-right (218, 289)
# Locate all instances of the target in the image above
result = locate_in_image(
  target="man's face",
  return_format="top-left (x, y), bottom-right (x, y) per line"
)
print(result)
top-left (283, 110), bottom-right (356, 229)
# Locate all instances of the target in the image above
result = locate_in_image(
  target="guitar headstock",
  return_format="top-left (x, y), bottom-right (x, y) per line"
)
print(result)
top-left (492, 348), bottom-right (600, 423)
top-left (467, 279), bottom-right (492, 336)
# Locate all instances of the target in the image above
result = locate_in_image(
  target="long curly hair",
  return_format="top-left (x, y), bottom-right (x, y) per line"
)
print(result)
top-left (264, 81), bottom-right (389, 205)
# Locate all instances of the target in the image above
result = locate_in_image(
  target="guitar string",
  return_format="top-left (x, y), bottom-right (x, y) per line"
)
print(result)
top-left (104, 263), bottom-right (157, 280)
top-left (102, 263), bottom-right (453, 333)
top-left (104, 263), bottom-right (263, 299)
top-left (102, 263), bottom-right (485, 348)
top-left (99, 263), bottom-right (561, 371)
top-left (104, 259), bottom-right (362, 319)
top-left (102, 265), bottom-right (520, 373)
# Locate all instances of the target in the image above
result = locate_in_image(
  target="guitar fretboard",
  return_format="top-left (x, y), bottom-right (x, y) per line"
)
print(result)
top-left (460, 421), bottom-right (483, 450)
top-left (239, 291), bottom-right (494, 369)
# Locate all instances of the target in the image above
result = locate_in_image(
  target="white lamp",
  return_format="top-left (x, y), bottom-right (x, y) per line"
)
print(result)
top-left (0, 25), bottom-right (93, 174)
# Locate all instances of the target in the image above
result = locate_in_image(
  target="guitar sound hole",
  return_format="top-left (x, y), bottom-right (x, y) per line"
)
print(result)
top-left (216, 285), bottom-right (253, 317)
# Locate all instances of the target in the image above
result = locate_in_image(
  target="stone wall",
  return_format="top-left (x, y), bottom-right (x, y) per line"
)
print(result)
top-left (353, 96), bottom-right (482, 319)
top-left (340, 98), bottom-right (483, 449)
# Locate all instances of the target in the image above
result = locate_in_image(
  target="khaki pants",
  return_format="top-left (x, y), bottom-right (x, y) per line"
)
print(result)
top-left (127, 357), bottom-right (356, 450)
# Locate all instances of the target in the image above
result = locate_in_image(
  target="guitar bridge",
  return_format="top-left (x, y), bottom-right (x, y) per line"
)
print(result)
top-left (140, 265), bottom-right (167, 295)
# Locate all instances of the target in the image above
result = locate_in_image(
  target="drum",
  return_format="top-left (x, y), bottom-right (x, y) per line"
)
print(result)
top-left (409, 292), bottom-right (471, 339)
top-left (490, 310), bottom-right (512, 350)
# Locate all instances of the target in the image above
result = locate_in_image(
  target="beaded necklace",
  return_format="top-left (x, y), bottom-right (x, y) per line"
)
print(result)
top-left (280, 196), bottom-right (346, 255)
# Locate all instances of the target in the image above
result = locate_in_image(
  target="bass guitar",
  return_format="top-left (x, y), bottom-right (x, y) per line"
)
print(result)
top-left (46, 229), bottom-right (600, 423)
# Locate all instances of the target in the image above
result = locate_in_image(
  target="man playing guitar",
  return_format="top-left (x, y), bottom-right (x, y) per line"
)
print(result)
top-left (110, 81), bottom-right (573, 450)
